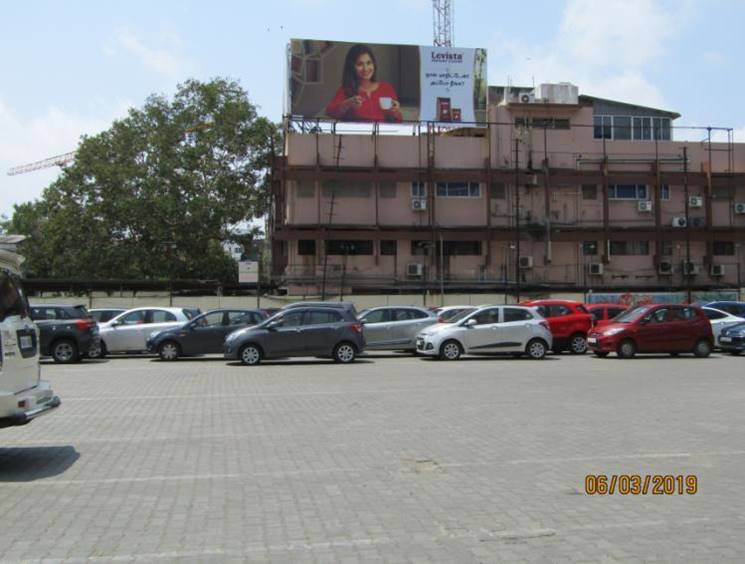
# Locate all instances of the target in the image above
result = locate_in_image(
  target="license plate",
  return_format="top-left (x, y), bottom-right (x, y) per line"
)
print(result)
top-left (720, 336), bottom-right (732, 343)
top-left (20, 335), bottom-right (33, 349)
top-left (587, 337), bottom-right (597, 345)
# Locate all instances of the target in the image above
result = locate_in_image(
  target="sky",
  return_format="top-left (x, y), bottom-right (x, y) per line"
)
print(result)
top-left (2, 0), bottom-right (744, 218)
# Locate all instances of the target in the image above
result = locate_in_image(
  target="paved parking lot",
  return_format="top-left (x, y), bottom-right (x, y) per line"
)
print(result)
top-left (1, 352), bottom-right (745, 563)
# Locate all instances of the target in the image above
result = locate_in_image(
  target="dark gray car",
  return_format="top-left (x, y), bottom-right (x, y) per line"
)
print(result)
top-left (224, 306), bottom-right (365, 365)
top-left (358, 306), bottom-right (437, 352)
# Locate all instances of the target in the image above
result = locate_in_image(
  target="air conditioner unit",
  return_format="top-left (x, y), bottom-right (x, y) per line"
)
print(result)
top-left (711, 264), bottom-right (726, 277)
top-left (672, 216), bottom-right (687, 228)
top-left (682, 261), bottom-right (699, 276)
top-left (734, 202), bottom-right (745, 214)
top-left (691, 216), bottom-right (706, 228)
top-left (406, 263), bottom-right (424, 278)
top-left (519, 256), bottom-right (533, 269)
top-left (411, 198), bottom-right (427, 211)
top-left (588, 263), bottom-right (604, 275)
top-left (689, 196), bottom-right (704, 208)
top-left (658, 260), bottom-right (673, 275)
top-left (637, 200), bottom-right (653, 212)
top-left (519, 92), bottom-right (535, 104)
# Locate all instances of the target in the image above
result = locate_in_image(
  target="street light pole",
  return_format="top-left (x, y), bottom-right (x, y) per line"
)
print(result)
top-left (514, 137), bottom-right (521, 303)
top-left (683, 146), bottom-right (692, 303)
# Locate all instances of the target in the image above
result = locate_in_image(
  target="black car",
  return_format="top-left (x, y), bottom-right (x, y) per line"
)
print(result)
top-left (718, 322), bottom-right (745, 355)
top-left (146, 308), bottom-right (267, 361)
top-left (224, 306), bottom-right (365, 366)
top-left (705, 301), bottom-right (745, 318)
top-left (30, 304), bottom-right (100, 363)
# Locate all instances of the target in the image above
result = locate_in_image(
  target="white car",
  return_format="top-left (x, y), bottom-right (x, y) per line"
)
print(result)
top-left (416, 305), bottom-right (552, 360)
top-left (92, 307), bottom-right (195, 357)
top-left (702, 307), bottom-right (745, 344)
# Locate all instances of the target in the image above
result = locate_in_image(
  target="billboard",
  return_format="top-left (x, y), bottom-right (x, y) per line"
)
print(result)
top-left (289, 39), bottom-right (487, 124)
top-left (238, 260), bottom-right (259, 284)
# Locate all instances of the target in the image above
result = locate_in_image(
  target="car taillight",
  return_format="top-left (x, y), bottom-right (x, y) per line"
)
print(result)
top-left (351, 323), bottom-right (363, 333)
top-left (75, 319), bottom-right (95, 330)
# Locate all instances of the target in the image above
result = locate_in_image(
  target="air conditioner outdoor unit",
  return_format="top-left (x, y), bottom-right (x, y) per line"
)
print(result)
top-left (672, 216), bottom-right (687, 228)
top-left (711, 264), bottom-right (726, 277)
top-left (519, 92), bottom-right (535, 104)
top-left (406, 263), bottom-right (424, 277)
top-left (691, 216), bottom-right (706, 228)
top-left (658, 260), bottom-right (673, 275)
top-left (519, 256), bottom-right (534, 269)
top-left (411, 198), bottom-right (427, 211)
top-left (637, 200), bottom-right (653, 212)
top-left (734, 202), bottom-right (745, 214)
top-left (682, 261), bottom-right (699, 276)
top-left (689, 196), bottom-right (704, 208)
top-left (588, 263), bottom-right (604, 275)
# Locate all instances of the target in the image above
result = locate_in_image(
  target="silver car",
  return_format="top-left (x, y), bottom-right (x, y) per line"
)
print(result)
top-left (359, 306), bottom-right (437, 352)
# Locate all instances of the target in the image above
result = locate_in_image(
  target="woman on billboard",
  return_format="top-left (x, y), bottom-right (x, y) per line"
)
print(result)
top-left (325, 44), bottom-right (403, 123)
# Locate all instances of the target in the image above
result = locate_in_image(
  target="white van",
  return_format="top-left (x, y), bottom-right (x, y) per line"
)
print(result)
top-left (0, 239), bottom-right (60, 428)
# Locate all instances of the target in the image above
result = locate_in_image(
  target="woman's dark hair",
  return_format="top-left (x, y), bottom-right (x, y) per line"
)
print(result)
top-left (342, 44), bottom-right (378, 97)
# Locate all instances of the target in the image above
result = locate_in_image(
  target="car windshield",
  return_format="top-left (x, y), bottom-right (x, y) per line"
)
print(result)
top-left (613, 306), bottom-right (651, 323)
top-left (449, 308), bottom-right (479, 324)
top-left (440, 308), bottom-right (475, 322)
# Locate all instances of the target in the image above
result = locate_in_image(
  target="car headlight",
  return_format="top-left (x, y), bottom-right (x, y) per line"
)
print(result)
top-left (603, 327), bottom-right (625, 336)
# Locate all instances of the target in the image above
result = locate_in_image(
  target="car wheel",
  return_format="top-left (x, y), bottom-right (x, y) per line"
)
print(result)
top-left (525, 338), bottom-right (547, 360)
top-left (617, 339), bottom-right (636, 359)
top-left (333, 342), bottom-right (357, 363)
top-left (88, 341), bottom-right (107, 359)
top-left (158, 341), bottom-right (180, 361)
top-left (594, 351), bottom-right (609, 358)
top-left (52, 339), bottom-right (78, 364)
top-left (439, 340), bottom-right (462, 361)
top-left (693, 339), bottom-right (712, 358)
top-left (239, 344), bottom-right (262, 366)
top-left (568, 333), bottom-right (588, 355)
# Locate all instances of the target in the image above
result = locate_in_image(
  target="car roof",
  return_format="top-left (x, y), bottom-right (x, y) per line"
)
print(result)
top-left (30, 303), bottom-right (87, 308)
top-left (585, 303), bottom-right (626, 308)
top-left (522, 299), bottom-right (583, 306)
top-left (282, 301), bottom-right (356, 309)
top-left (117, 306), bottom-right (188, 313)
top-left (366, 305), bottom-right (432, 311)
top-left (89, 307), bottom-right (126, 311)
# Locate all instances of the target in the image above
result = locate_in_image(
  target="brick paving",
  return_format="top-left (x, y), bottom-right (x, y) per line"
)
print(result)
top-left (1, 352), bottom-right (745, 562)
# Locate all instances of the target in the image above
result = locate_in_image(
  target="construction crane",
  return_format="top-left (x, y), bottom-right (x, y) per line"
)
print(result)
top-left (7, 151), bottom-right (76, 176)
top-left (433, 0), bottom-right (454, 47)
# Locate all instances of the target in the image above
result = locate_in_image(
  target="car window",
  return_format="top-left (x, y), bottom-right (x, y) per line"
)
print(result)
top-left (535, 305), bottom-right (549, 318)
top-left (119, 310), bottom-right (146, 325)
top-left (305, 310), bottom-right (342, 325)
top-left (392, 309), bottom-right (426, 321)
top-left (576, 305), bottom-right (589, 314)
top-left (0, 273), bottom-right (29, 320)
top-left (71, 305), bottom-right (89, 318)
top-left (227, 311), bottom-right (255, 326)
top-left (503, 308), bottom-right (533, 322)
top-left (590, 309), bottom-right (604, 322)
top-left (196, 311), bottom-right (224, 327)
top-left (472, 308), bottom-right (500, 325)
top-left (648, 308), bottom-right (670, 323)
top-left (361, 309), bottom-right (388, 323)
top-left (149, 310), bottom-right (177, 323)
top-left (703, 309), bottom-right (726, 320)
top-left (31, 307), bottom-right (52, 320)
top-left (441, 308), bottom-right (474, 322)
top-left (608, 307), bottom-right (626, 319)
top-left (673, 307), bottom-right (697, 321)
top-left (551, 305), bottom-right (572, 317)
top-left (272, 311), bottom-right (304, 327)
top-left (183, 308), bottom-right (201, 320)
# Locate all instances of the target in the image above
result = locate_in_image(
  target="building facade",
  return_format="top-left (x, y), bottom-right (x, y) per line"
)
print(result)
top-left (271, 83), bottom-right (745, 296)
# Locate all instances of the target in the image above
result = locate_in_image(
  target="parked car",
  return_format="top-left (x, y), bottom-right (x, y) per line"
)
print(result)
top-left (431, 305), bottom-right (477, 323)
top-left (88, 308), bottom-right (127, 323)
top-left (704, 301), bottom-right (745, 318)
top-left (224, 305), bottom-right (364, 365)
top-left (282, 301), bottom-right (359, 317)
top-left (585, 303), bottom-right (629, 328)
top-left (29, 304), bottom-right (100, 363)
top-left (587, 304), bottom-right (714, 358)
top-left (701, 307), bottom-right (745, 345)
top-left (147, 308), bottom-right (267, 360)
top-left (520, 299), bottom-right (593, 354)
top-left (416, 305), bottom-right (552, 360)
top-left (358, 306), bottom-right (437, 351)
top-left (91, 307), bottom-right (193, 357)
top-left (718, 322), bottom-right (745, 355)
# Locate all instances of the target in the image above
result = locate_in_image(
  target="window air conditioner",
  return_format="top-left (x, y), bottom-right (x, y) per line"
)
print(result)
top-left (637, 200), bottom-right (653, 212)
top-left (411, 198), bottom-right (427, 211)
top-left (711, 264), bottom-right (726, 277)
top-left (734, 202), bottom-right (745, 214)
top-left (406, 263), bottom-right (424, 277)
top-left (672, 216), bottom-right (687, 228)
top-left (519, 256), bottom-right (533, 269)
top-left (658, 260), bottom-right (673, 275)
top-left (588, 263), bottom-right (604, 275)
top-left (682, 261), bottom-right (699, 276)
top-left (519, 92), bottom-right (535, 104)
top-left (689, 196), bottom-right (703, 208)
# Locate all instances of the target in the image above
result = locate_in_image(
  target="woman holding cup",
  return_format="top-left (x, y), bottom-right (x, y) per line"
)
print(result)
top-left (325, 44), bottom-right (403, 123)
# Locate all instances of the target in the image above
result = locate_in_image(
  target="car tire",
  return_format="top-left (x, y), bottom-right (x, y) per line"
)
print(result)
top-left (333, 342), bottom-right (357, 363)
top-left (439, 340), bottom-right (462, 361)
top-left (239, 344), bottom-right (262, 366)
top-left (693, 339), bottom-right (712, 358)
top-left (88, 341), bottom-right (107, 359)
top-left (158, 341), bottom-right (181, 361)
top-left (617, 339), bottom-right (636, 359)
top-left (52, 339), bottom-right (78, 364)
top-left (568, 333), bottom-right (588, 355)
top-left (593, 351), bottom-right (609, 358)
top-left (525, 338), bottom-right (547, 360)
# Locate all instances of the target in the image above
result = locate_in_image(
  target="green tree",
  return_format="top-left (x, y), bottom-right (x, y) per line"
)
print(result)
top-left (3, 78), bottom-right (279, 282)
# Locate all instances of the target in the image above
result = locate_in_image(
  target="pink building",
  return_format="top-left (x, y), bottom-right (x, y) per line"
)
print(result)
top-left (271, 83), bottom-right (745, 297)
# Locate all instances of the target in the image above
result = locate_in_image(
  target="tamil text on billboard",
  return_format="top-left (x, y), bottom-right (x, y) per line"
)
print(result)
top-left (289, 39), bottom-right (487, 124)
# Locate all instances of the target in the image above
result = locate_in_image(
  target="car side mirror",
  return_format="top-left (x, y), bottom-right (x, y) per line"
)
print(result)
top-left (112, 320), bottom-right (122, 327)
top-left (464, 318), bottom-right (477, 328)
top-left (266, 321), bottom-right (280, 330)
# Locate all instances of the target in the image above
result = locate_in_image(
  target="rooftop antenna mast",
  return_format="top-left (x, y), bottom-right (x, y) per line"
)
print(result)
top-left (433, 0), bottom-right (454, 47)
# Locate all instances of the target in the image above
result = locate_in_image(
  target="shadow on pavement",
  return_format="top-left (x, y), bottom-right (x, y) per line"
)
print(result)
top-left (0, 445), bottom-right (80, 482)
top-left (226, 359), bottom-right (375, 367)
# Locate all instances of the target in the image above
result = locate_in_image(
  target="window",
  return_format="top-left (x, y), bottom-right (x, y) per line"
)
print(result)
top-left (435, 182), bottom-right (481, 198)
top-left (227, 311), bottom-right (259, 326)
top-left (672, 307), bottom-right (696, 321)
top-left (661, 240), bottom-right (674, 256)
top-left (361, 309), bottom-right (388, 323)
top-left (596, 115), bottom-right (671, 141)
top-left (150, 310), bottom-right (177, 323)
top-left (593, 115), bottom-right (612, 139)
top-left (653, 117), bottom-right (671, 140)
top-left (392, 308), bottom-right (429, 321)
top-left (298, 240), bottom-right (316, 256)
top-left (703, 309), bottom-right (726, 321)
top-left (196, 312), bottom-right (224, 327)
top-left (411, 241), bottom-right (431, 256)
top-left (503, 308), bottom-right (533, 322)
top-left (305, 310), bottom-right (342, 325)
top-left (713, 241), bottom-right (735, 256)
top-left (441, 241), bottom-right (482, 256)
top-left (490, 183), bottom-right (506, 199)
top-left (0, 273), bottom-right (29, 320)
top-left (633, 117), bottom-right (651, 140)
top-left (322, 180), bottom-right (371, 198)
top-left (660, 185), bottom-right (670, 200)
top-left (472, 308), bottom-right (500, 325)
top-left (380, 240), bottom-right (397, 255)
top-left (590, 309), bottom-right (604, 323)
top-left (296, 180), bottom-right (315, 198)
top-left (607, 307), bottom-right (626, 319)
top-left (550, 305), bottom-right (572, 317)
top-left (379, 182), bottom-right (397, 198)
top-left (583, 241), bottom-right (598, 256)
top-left (609, 184), bottom-right (647, 200)
top-left (273, 311), bottom-right (304, 327)
top-left (119, 310), bottom-right (146, 325)
top-left (325, 240), bottom-right (373, 255)
top-left (514, 117), bottom-right (571, 130)
top-left (582, 185), bottom-right (597, 200)
top-left (411, 182), bottom-right (427, 198)
top-left (613, 116), bottom-right (632, 140)
top-left (610, 240), bottom-right (649, 255)
top-left (712, 185), bottom-right (732, 199)
top-left (648, 308), bottom-right (670, 323)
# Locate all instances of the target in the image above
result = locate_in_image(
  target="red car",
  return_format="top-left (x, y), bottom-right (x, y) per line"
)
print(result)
top-left (520, 299), bottom-right (593, 354)
top-left (587, 304), bottom-right (714, 358)
top-left (585, 303), bottom-right (629, 328)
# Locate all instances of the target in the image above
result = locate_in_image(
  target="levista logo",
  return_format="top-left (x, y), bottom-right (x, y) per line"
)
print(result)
top-left (430, 52), bottom-right (463, 62)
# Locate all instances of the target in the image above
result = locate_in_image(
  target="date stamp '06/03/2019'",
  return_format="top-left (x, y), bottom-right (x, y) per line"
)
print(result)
top-left (585, 474), bottom-right (698, 495)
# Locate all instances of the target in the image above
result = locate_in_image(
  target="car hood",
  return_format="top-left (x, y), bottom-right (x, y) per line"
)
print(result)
top-left (722, 324), bottom-right (745, 336)
top-left (226, 325), bottom-right (266, 340)
top-left (419, 323), bottom-right (454, 336)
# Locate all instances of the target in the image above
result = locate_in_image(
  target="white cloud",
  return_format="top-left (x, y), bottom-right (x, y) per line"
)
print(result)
top-left (111, 27), bottom-right (195, 79)
top-left (710, 126), bottom-right (745, 143)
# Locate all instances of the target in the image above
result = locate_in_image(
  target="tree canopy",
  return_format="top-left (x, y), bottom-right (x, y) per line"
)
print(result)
top-left (3, 78), bottom-right (279, 282)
